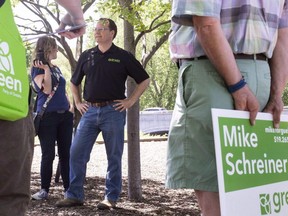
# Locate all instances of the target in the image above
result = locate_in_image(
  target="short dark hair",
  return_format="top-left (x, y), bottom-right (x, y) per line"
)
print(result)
top-left (99, 18), bottom-right (117, 39)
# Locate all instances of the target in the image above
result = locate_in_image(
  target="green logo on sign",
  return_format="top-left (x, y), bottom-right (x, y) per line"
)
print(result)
top-left (260, 194), bottom-right (271, 215)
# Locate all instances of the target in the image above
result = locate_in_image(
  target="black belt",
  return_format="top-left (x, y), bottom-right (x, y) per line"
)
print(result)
top-left (88, 101), bottom-right (114, 107)
top-left (178, 53), bottom-right (268, 67)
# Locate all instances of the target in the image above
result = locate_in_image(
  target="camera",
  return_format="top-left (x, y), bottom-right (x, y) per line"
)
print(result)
top-left (34, 50), bottom-right (48, 65)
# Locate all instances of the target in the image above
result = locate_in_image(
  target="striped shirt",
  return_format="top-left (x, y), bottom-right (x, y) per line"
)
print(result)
top-left (169, 0), bottom-right (288, 60)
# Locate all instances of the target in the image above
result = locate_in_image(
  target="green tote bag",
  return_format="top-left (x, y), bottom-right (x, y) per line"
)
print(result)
top-left (0, 0), bottom-right (29, 121)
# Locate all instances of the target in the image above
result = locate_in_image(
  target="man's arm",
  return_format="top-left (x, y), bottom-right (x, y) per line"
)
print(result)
top-left (70, 82), bottom-right (88, 115)
top-left (55, 0), bottom-right (85, 39)
top-left (114, 78), bottom-right (150, 112)
top-left (192, 15), bottom-right (259, 125)
top-left (55, 0), bottom-right (84, 25)
top-left (264, 28), bottom-right (288, 128)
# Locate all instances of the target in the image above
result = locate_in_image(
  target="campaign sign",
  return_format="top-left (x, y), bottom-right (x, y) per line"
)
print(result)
top-left (212, 108), bottom-right (288, 216)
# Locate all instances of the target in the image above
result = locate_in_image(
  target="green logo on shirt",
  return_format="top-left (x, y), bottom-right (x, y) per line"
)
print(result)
top-left (108, 58), bottom-right (120, 63)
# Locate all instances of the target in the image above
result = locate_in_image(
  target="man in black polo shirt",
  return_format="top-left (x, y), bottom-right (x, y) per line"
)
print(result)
top-left (56, 18), bottom-right (150, 209)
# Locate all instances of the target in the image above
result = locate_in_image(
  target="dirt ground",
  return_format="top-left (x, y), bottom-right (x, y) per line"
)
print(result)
top-left (27, 141), bottom-right (201, 216)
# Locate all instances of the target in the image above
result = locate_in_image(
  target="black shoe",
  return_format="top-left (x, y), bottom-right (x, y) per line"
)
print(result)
top-left (55, 198), bottom-right (84, 207)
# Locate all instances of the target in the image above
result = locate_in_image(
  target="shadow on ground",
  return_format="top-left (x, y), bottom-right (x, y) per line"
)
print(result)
top-left (28, 172), bottom-right (201, 215)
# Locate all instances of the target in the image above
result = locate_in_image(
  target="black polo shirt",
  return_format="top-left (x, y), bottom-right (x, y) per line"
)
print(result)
top-left (71, 44), bottom-right (149, 102)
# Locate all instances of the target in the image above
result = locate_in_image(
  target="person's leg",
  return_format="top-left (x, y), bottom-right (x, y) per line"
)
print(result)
top-left (37, 112), bottom-right (58, 193)
top-left (65, 107), bottom-right (100, 201)
top-left (56, 111), bottom-right (73, 191)
top-left (195, 190), bottom-right (220, 216)
top-left (167, 60), bottom-right (232, 190)
top-left (166, 59), bottom-right (271, 215)
top-left (0, 110), bottom-right (34, 216)
top-left (166, 60), bottom-right (234, 215)
top-left (101, 104), bottom-right (126, 202)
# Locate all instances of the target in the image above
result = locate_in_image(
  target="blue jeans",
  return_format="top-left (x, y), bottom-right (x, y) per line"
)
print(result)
top-left (38, 110), bottom-right (73, 192)
top-left (66, 104), bottom-right (126, 202)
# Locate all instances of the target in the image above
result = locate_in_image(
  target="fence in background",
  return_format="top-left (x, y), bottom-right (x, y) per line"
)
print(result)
top-left (139, 111), bottom-right (173, 135)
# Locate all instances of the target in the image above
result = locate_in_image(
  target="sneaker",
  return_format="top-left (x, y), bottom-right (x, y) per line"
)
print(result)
top-left (55, 198), bottom-right (84, 207)
top-left (97, 199), bottom-right (116, 210)
top-left (31, 189), bottom-right (48, 200)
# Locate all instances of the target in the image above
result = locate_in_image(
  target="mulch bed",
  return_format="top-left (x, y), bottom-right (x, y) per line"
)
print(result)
top-left (28, 173), bottom-right (201, 216)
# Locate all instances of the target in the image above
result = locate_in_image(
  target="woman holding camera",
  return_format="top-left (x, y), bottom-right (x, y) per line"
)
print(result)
top-left (31, 36), bottom-right (73, 200)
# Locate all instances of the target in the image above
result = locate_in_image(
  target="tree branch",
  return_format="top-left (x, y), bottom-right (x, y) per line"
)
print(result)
top-left (141, 29), bottom-right (171, 68)
top-left (135, 19), bottom-right (170, 46)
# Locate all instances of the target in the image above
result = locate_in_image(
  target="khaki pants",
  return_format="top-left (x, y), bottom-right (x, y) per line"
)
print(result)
top-left (0, 109), bottom-right (34, 216)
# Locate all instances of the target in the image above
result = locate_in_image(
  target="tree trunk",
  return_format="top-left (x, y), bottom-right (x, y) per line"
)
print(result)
top-left (120, 0), bottom-right (142, 201)
top-left (72, 37), bottom-right (83, 129)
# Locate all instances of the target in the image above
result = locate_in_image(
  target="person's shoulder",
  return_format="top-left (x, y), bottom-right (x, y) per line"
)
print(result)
top-left (111, 44), bottom-right (125, 53)
top-left (81, 47), bottom-right (95, 56)
top-left (31, 66), bottom-right (44, 73)
top-left (77, 48), bottom-right (96, 63)
top-left (113, 44), bottom-right (134, 58)
top-left (31, 66), bottom-right (44, 78)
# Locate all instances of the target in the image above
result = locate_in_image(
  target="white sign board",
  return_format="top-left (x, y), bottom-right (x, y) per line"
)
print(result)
top-left (212, 108), bottom-right (288, 216)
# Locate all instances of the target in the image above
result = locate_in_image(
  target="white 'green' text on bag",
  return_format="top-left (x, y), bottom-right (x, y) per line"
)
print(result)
top-left (0, 0), bottom-right (29, 121)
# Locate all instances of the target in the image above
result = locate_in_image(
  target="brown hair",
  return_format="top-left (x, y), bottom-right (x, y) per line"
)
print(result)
top-left (33, 36), bottom-right (57, 63)
top-left (99, 18), bottom-right (117, 39)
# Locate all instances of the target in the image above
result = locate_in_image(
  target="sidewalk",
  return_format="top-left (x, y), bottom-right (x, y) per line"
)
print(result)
top-left (31, 140), bottom-right (168, 183)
